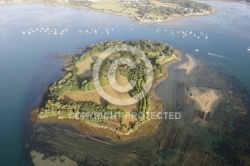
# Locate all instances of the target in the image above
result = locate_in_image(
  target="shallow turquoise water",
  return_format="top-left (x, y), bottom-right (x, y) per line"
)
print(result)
top-left (0, 2), bottom-right (249, 165)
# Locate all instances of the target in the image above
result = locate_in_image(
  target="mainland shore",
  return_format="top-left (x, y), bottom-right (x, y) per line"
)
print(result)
top-left (0, 1), bottom-right (212, 24)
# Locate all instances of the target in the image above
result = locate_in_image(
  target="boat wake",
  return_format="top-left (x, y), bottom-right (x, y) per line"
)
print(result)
top-left (207, 53), bottom-right (234, 61)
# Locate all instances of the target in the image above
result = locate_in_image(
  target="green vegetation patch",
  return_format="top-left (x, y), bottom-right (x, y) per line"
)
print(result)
top-left (38, 40), bottom-right (175, 133)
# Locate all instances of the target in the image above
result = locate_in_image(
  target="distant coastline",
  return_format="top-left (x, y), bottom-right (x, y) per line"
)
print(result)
top-left (0, 0), bottom-right (213, 24)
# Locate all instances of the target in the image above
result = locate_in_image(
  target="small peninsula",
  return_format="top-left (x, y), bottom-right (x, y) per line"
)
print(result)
top-left (31, 40), bottom-right (178, 135)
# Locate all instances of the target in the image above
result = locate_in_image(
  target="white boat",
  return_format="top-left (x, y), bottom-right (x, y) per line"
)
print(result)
top-left (247, 47), bottom-right (250, 52)
top-left (195, 49), bottom-right (199, 52)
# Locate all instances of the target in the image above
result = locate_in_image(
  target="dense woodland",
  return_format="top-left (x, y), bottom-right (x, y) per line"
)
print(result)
top-left (38, 40), bottom-right (174, 133)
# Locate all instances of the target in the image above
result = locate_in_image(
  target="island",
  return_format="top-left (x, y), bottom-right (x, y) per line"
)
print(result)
top-left (1, 0), bottom-right (213, 23)
top-left (31, 40), bottom-right (179, 135)
top-left (29, 47), bottom-right (250, 166)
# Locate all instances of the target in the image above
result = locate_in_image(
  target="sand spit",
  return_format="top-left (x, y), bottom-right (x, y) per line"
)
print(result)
top-left (179, 54), bottom-right (196, 75)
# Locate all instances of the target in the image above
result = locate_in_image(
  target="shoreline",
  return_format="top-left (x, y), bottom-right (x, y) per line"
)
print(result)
top-left (0, 1), bottom-right (213, 24)
top-left (152, 51), bottom-right (182, 100)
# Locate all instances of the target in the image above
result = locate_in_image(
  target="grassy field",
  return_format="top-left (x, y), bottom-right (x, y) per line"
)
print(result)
top-left (152, 0), bottom-right (179, 8)
top-left (89, 0), bottom-right (143, 18)
top-left (76, 55), bottom-right (95, 76)
top-left (90, 0), bottom-right (126, 12)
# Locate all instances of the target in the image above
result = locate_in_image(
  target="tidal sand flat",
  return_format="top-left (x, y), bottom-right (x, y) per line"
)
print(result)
top-left (30, 151), bottom-right (77, 166)
top-left (179, 54), bottom-right (197, 75)
top-left (187, 87), bottom-right (220, 113)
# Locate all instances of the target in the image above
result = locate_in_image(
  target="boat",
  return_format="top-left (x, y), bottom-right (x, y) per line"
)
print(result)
top-left (247, 47), bottom-right (250, 52)
top-left (195, 49), bottom-right (199, 52)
